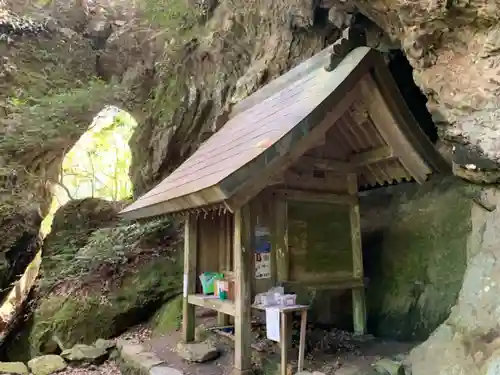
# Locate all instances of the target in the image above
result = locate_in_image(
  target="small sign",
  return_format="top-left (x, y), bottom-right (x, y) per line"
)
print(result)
top-left (254, 225), bottom-right (271, 279)
top-left (255, 252), bottom-right (271, 279)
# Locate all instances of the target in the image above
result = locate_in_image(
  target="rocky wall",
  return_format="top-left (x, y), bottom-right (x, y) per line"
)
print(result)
top-left (361, 177), bottom-right (472, 341)
top-left (408, 187), bottom-right (500, 375)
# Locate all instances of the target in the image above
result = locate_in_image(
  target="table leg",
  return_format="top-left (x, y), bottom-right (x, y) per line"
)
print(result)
top-left (297, 310), bottom-right (307, 372)
top-left (280, 312), bottom-right (288, 375)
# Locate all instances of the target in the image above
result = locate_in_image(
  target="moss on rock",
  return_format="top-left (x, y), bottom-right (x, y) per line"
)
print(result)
top-left (364, 177), bottom-right (472, 341)
top-left (6, 211), bottom-right (181, 361)
top-left (41, 198), bottom-right (124, 274)
top-left (151, 295), bottom-right (183, 336)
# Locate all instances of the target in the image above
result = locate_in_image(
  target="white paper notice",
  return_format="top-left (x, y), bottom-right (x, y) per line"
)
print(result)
top-left (255, 253), bottom-right (271, 279)
top-left (265, 307), bottom-right (280, 342)
top-left (183, 273), bottom-right (188, 297)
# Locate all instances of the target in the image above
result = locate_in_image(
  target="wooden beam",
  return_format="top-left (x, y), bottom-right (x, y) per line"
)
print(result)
top-left (274, 189), bottom-right (357, 205)
top-left (233, 206), bottom-right (252, 375)
top-left (284, 278), bottom-right (366, 291)
top-left (187, 294), bottom-right (236, 316)
top-left (359, 76), bottom-right (431, 184)
top-left (182, 214), bottom-right (198, 342)
top-left (299, 156), bottom-right (352, 173)
top-left (299, 146), bottom-right (394, 173)
top-left (350, 146), bottom-right (394, 166)
top-left (346, 174), bottom-right (366, 335)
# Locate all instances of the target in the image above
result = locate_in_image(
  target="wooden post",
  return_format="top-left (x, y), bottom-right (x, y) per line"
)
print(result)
top-left (297, 310), bottom-right (308, 372)
top-left (347, 173), bottom-right (366, 335)
top-left (275, 199), bottom-right (289, 282)
top-left (233, 206), bottom-right (252, 375)
top-left (182, 214), bottom-right (198, 342)
top-left (280, 312), bottom-right (289, 375)
top-left (274, 198), bottom-right (292, 350)
top-left (218, 214), bottom-right (230, 326)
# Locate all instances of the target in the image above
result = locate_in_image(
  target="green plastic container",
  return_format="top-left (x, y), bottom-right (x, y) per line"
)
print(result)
top-left (199, 272), bottom-right (223, 294)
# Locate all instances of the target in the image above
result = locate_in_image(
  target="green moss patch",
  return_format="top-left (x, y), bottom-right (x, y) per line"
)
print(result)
top-left (151, 295), bottom-right (183, 336)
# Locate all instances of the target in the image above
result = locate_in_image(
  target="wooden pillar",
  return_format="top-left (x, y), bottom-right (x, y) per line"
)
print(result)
top-left (182, 214), bottom-right (198, 342)
top-left (347, 173), bottom-right (366, 335)
top-left (218, 214), bottom-right (230, 326)
top-left (233, 206), bottom-right (252, 375)
top-left (273, 198), bottom-right (293, 349)
top-left (274, 199), bottom-right (289, 282)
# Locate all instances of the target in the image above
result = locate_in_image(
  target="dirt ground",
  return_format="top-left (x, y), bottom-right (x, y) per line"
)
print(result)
top-left (142, 311), bottom-right (417, 375)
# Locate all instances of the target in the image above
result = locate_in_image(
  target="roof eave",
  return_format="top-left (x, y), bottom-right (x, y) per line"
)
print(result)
top-left (368, 53), bottom-right (451, 175)
top-left (119, 185), bottom-right (228, 220)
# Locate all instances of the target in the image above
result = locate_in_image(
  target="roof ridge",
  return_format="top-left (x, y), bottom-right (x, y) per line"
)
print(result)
top-left (325, 26), bottom-right (367, 72)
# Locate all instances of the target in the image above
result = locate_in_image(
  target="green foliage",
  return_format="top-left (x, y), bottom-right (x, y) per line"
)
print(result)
top-left (2, 80), bottom-right (117, 163)
top-left (61, 107), bottom-right (136, 201)
top-left (41, 198), bottom-right (121, 273)
top-left (141, 0), bottom-right (198, 31)
top-left (42, 217), bottom-right (177, 290)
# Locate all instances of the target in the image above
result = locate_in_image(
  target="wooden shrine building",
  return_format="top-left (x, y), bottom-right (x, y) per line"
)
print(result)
top-left (120, 28), bottom-right (449, 375)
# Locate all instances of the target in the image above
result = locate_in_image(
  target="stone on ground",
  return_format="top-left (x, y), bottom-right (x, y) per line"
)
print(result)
top-left (0, 362), bottom-right (29, 375)
top-left (194, 324), bottom-right (210, 342)
top-left (176, 341), bottom-right (219, 363)
top-left (27, 355), bottom-right (67, 375)
top-left (372, 358), bottom-right (405, 375)
top-left (118, 341), bottom-right (163, 371)
top-left (94, 338), bottom-right (116, 351)
top-left (332, 365), bottom-right (362, 375)
top-left (60, 344), bottom-right (109, 364)
top-left (150, 365), bottom-right (183, 375)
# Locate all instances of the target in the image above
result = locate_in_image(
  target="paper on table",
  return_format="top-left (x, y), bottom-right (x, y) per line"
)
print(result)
top-left (265, 307), bottom-right (280, 342)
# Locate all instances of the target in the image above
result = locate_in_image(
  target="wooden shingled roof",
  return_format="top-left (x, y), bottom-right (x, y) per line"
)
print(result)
top-left (120, 28), bottom-right (449, 220)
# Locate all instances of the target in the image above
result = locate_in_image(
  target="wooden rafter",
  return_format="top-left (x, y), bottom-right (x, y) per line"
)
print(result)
top-left (299, 146), bottom-right (395, 173)
top-left (273, 188), bottom-right (356, 205)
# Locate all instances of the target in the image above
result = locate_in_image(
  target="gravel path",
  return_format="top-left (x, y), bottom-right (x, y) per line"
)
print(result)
top-left (58, 361), bottom-right (121, 375)
top-left (117, 324), bottom-right (152, 344)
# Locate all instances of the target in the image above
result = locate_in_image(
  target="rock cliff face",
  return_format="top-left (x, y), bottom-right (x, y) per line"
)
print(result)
top-left (407, 187), bottom-right (500, 375)
top-left (361, 177), bottom-right (471, 341)
top-left (354, 0), bottom-right (500, 183)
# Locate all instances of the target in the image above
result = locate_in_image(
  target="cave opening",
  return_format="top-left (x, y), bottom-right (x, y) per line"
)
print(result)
top-left (40, 105), bottom-right (137, 237)
top-left (0, 106), bottom-right (137, 338)
top-left (386, 49), bottom-right (438, 144)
